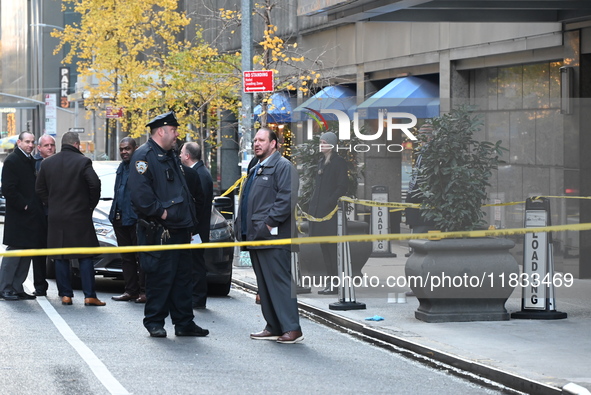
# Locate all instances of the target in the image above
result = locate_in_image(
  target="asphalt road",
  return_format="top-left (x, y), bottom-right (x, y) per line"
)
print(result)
top-left (0, 279), bottom-right (518, 394)
top-left (0, 222), bottom-right (512, 394)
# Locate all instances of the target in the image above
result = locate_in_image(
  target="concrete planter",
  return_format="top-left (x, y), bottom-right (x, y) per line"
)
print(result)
top-left (405, 237), bottom-right (518, 323)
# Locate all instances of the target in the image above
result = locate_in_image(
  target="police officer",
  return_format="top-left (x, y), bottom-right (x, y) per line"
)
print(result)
top-left (128, 111), bottom-right (209, 338)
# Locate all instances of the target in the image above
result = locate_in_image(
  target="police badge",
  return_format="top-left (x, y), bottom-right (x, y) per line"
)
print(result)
top-left (135, 160), bottom-right (148, 174)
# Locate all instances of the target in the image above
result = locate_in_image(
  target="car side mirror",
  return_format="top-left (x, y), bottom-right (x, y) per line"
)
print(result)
top-left (213, 196), bottom-right (234, 220)
top-left (213, 196), bottom-right (233, 210)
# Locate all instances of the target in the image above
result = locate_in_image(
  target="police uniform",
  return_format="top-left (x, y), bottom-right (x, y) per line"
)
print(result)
top-left (127, 111), bottom-right (208, 337)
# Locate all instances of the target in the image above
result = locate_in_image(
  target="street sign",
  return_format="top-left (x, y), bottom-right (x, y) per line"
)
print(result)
top-left (45, 94), bottom-right (57, 136)
top-left (106, 106), bottom-right (123, 119)
top-left (512, 197), bottom-right (567, 320)
top-left (69, 127), bottom-right (84, 133)
top-left (60, 67), bottom-right (70, 108)
top-left (243, 70), bottom-right (274, 93)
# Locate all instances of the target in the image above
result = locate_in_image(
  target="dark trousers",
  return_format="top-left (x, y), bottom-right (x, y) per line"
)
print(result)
top-left (32, 255), bottom-right (48, 293)
top-left (55, 257), bottom-right (96, 298)
top-left (191, 248), bottom-right (207, 307)
top-left (114, 224), bottom-right (145, 296)
top-left (140, 229), bottom-right (194, 330)
top-left (250, 248), bottom-right (300, 335)
top-left (0, 247), bottom-right (32, 294)
top-left (320, 243), bottom-right (338, 278)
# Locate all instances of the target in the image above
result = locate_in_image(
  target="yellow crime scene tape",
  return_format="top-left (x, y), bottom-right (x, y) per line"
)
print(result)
top-left (2, 221), bottom-right (591, 259)
top-left (298, 194), bottom-right (591, 223)
top-left (17, 174), bottom-right (585, 262)
top-left (219, 174), bottom-right (246, 197)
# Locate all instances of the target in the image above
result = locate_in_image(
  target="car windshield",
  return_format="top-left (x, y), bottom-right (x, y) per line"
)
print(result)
top-left (92, 161), bottom-right (119, 200)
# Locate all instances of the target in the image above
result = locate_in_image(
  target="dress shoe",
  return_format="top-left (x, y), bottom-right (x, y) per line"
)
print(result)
top-left (250, 329), bottom-right (280, 341)
top-left (112, 292), bottom-right (139, 301)
top-left (135, 294), bottom-right (147, 303)
top-left (84, 297), bottom-right (106, 306)
top-left (277, 330), bottom-right (304, 344)
top-left (255, 294), bottom-right (261, 304)
top-left (1, 291), bottom-right (19, 301)
top-left (317, 287), bottom-right (338, 295)
top-left (147, 327), bottom-right (167, 338)
top-left (17, 292), bottom-right (36, 300)
top-left (61, 296), bottom-right (73, 305)
top-left (175, 322), bottom-right (209, 337)
top-left (33, 290), bottom-right (47, 297)
top-left (192, 303), bottom-right (206, 310)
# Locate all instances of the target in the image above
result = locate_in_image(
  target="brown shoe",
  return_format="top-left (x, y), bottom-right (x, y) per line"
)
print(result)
top-left (255, 294), bottom-right (261, 305)
top-left (250, 329), bottom-right (280, 341)
top-left (61, 296), bottom-right (73, 305)
top-left (277, 330), bottom-right (304, 344)
top-left (84, 297), bottom-right (106, 306)
top-left (111, 292), bottom-right (139, 301)
top-left (135, 294), bottom-right (147, 303)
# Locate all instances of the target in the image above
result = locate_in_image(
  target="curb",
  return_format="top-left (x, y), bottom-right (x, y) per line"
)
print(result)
top-left (232, 278), bottom-right (561, 395)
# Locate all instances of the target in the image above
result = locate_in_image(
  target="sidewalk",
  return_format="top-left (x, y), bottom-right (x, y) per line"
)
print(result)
top-left (232, 243), bottom-right (591, 395)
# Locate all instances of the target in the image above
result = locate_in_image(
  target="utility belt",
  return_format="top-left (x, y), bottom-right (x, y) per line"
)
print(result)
top-left (137, 218), bottom-right (189, 244)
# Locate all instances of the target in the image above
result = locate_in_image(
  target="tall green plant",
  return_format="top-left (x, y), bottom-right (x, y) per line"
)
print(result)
top-left (417, 106), bottom-right (507, 232)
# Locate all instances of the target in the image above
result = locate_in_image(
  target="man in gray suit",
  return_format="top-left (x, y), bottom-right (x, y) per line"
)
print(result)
top-left (236, 127), bottom-right (302, 344)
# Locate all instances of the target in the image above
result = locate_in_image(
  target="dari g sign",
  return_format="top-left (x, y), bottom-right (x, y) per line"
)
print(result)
top-left (243, 70), bottom-right (274, 93)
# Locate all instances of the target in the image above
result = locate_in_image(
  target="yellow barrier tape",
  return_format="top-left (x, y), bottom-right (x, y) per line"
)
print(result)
top-left (295, 196), bottom-right (418, 224)
top-left (296, 203), bottom-right (339, 223)
top-left (340, 196), bottom-right (419, 209)
top-left (482, 201), bottom-right (525, 207)
top-left (3, 221), bottom-right (591, 258)
top-left (532, 195), bottom-right (591, 200)
top-left (220, 174), bottom-right (246, 197)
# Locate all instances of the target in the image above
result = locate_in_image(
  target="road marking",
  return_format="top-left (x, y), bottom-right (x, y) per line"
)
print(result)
top-left (25, 280), bottom-right (130, 395)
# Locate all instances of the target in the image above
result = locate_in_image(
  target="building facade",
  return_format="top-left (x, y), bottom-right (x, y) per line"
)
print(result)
top-left (195, 1), bottom-right (591, 278)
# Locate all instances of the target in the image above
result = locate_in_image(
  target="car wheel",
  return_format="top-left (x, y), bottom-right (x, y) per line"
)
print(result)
top-left (46, 258), bottom-right (56, 279)
top-left (208, 280), bottom-right (231, 296)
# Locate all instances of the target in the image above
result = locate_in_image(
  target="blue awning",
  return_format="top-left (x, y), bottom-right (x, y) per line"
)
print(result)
top-left (292, 86), bottom-right (356, 122)
top-left (354, 76), bottom-right (440, 119)
top-left (253, 92), bottom-right (292, 123)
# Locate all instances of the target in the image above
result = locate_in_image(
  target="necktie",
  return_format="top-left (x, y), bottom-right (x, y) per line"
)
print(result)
top-left (241, 163), bottom-right (261, 238)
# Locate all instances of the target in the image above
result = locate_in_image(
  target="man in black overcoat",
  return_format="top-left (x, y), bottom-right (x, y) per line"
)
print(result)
top-left (36, 132), bottom-right (105, 306)
top-left (180, 142), bottom-right (212, 309)
top-left (0, 132), bottom-right (46, 300)
top-left (31, 133), bottom-right (56, 296)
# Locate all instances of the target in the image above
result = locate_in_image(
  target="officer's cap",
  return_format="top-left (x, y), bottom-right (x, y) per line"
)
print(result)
top-left (146, 111), bottom-right (179, 130)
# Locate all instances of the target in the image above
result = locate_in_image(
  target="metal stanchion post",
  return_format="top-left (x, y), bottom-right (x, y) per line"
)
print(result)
top-left (330, 201), bottom-right (366, 310)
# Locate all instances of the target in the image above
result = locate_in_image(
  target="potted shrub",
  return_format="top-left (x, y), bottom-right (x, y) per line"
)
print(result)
top-left (405, 105), bottom-right (519, 323)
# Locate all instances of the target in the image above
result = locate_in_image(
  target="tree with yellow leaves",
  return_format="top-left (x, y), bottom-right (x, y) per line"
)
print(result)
top-left (215, 0), bottom-right (325, 127)
top-left (53, 0), bottom-right (238, 148)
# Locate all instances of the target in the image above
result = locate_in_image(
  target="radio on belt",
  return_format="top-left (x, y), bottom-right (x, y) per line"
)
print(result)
top-left (511, 197), bottom-right (567, 320)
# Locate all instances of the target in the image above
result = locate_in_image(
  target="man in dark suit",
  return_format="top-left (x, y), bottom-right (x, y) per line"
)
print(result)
top-left (180, 142), bottom-right (213, 309)
top-left (0, 132), bottom-right (46, 300)
top-left (36, 132), bottom-right (105, 307)
top-left (110, 137), bottom-right (146, 303)
top-left (236, 127), bottom-right (303, 344)
top-left (308, 131), bottom-right (349, 295)
top-left (31, 134), bottom-right (56, 296)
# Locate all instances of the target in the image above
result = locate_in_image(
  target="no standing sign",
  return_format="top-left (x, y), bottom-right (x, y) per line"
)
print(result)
top-left (243, 70), bottom-right (274, 93)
